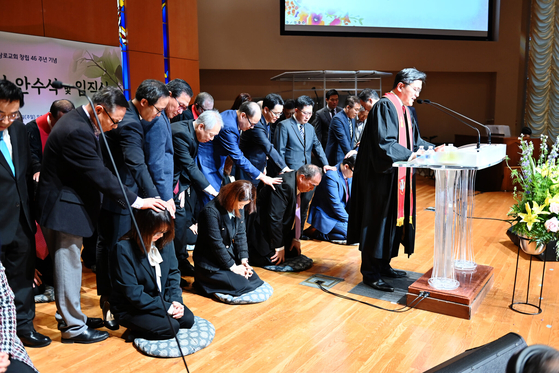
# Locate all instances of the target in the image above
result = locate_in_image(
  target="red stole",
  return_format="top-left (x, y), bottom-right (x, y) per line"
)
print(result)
top-left (384, 92), bottom-right (414, 227)
top-left (35, 113), bottom-right (51, 153)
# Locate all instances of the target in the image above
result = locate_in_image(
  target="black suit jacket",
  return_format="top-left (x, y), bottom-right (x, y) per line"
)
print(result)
top-left (311, 106), bottom-right (342, 148)
top-left (171, 119), bottom-right (210, 194)
top-left (102, 101), bottom-right (159, 214)
top-left (110, 239), bottom-right (183, 318)
top-left (37, 107), bottom-right (137, 238)
top-left (239, 117), bottom-right (286, 176)
top-left (193, 198), bottom-right (248, 272)
top-left (0, 121), bottom-right (40, 244)
top-left (254, 171), bottom-right (297, 255)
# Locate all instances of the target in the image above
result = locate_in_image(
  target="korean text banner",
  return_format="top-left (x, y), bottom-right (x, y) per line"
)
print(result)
top-left (0, 31), bottom-right (122, 123)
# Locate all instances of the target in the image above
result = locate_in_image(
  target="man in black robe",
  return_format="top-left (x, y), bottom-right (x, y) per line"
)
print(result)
top-left (348, 68), bottom-right (436, 292)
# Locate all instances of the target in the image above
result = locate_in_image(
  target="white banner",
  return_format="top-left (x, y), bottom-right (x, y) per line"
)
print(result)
top-left (0, 31), bottom-right (122, 123)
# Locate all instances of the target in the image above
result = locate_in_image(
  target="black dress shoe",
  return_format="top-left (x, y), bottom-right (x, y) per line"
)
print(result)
top-left (18, 331), bottom-right (51, 348)
top-left (58, 317), bottom-right (105, 330)
top-left (61, 327), bottom-right (109, 344)
top-left (178, 260), bottom-right (195, 277)
top-left (380, 268), bottom-right (408, 278)
top-left (364, 279), bottom-right (395, 292)
top-left (102, 301), bottom-right (119, 331)
top-left (300, 234), bottom-right (311, 241)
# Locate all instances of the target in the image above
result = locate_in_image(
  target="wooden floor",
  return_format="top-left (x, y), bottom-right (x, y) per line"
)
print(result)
top-left (28, 176), bottom-right (559, 372)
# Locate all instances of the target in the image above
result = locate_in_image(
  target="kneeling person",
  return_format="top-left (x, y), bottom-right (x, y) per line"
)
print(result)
top-left (110, 209), bottom-right (194, 340)
top-left (307, 154), bottom-right (355, 244)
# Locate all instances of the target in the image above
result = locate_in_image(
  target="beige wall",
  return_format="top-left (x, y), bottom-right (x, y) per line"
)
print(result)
top-left (198, 0), bottom-right (526, 144)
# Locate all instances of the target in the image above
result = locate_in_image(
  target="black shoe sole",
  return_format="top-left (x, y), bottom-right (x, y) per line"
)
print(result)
top-left (61, 335), bottom-right (109, 344)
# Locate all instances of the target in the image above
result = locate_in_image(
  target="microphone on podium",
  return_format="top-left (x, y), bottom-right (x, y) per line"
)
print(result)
top-left (416, 99), bottom-right (483, 150)
top-left (416, 99), bottom-right (491, 147)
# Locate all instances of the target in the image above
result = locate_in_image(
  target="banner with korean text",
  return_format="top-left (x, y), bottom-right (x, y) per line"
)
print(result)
top-left (0, 31), bottom-right (123, 123)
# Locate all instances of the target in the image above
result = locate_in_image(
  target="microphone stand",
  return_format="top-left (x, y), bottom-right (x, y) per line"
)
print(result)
top-left (429, 100), bottom-right (492, 145)
top-left (417, 99), bottom-right (481, 150)
top-left (53, 81), bottom-right (190, 372)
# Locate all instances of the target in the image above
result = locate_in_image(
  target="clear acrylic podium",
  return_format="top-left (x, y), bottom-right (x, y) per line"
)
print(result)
top-left (394, 144), bottom-right (506, 291)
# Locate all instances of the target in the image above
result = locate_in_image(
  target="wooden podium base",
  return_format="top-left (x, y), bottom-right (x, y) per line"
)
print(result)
top-left (407, 265), bottom-right (494, 320)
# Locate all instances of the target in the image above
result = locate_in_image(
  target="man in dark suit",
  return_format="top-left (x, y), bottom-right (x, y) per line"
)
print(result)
top-left (248, 164), bottom-right (322, 266)
top-left (210, 101), bottom-right (282, 189)
top-left (239, 93), bottom-right (290, 184)
top-left (325, 96), bottom-right (361, 165)
top-left (274, 95), bottom-right (336, 234)
top-left (311, 89), bottom-right (342, 148)
top-left (171, 110), bottom-right (222, 275)
top-left (37, 86), bottom-right (168, 344)
top-left (26, 99), bottom-right (75, 164)
top-left (171, 91), bottom-right (214, 123)
top-left (0, 80), bottom-right (46, 348)
top-left (96, 79), bottom-right (171, 329)
top-left (144, 79), bottom-right (192, 204)
top-left (307, 155), bottom-right (355, 244)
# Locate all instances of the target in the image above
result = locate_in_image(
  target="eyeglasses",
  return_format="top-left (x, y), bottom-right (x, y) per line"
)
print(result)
top-left (268, 109), bottom-right (282, 118)
top-left (0, 112), bottom-right (19, 122)
top-left (102, 107), bottom-right (122, 125)
top-left (299, 110), bottom-right (312, 117)
top-left (152, 104), bottom-right (165, 116)
top-left (406, 85), bottom-right (422, 94)
top-left (246, 115), bottom-right (255, 128)
top-left (173, 96), bottom-right (188, 111)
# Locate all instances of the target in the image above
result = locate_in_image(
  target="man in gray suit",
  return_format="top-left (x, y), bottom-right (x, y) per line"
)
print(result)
top-left (274, 95), bottom-right (335, 235)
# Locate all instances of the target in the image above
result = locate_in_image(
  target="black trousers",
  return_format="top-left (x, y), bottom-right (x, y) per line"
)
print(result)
top-left (118, 307), bottom-right (195, 340)
top-left (0, 212), bottom-right (35, 333)
top-left (7, 358), bottom-right (35, 373)
top-left (173, 187), bottom-right (199, 263)
top-left (300, 189), bottom-right (314, 234)
top-left (360, 225), bottom-right (403, 283)
top-left (96, 209), bottom-right (131, 296)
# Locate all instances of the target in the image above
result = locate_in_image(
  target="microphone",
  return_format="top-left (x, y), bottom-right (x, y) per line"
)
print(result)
top-left (418, 99), bottom-right (491, 145)
top-left (311, 86), bottom-right (320, 108)
top-left (417, 99), bottom-right (482, 150)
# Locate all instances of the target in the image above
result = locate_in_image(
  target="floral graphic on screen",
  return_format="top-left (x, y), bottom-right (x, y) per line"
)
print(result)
top-left (70, 47), bottom-right (123, 91)
top-left (285, 0), bottom-right (363, 26)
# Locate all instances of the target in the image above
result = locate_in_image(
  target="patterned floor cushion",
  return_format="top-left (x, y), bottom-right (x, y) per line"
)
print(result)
top-left (214, 281), bottom-right (273, 305)
top-left (34, 285), bottom-right (55, 303)
top-left (134, 316), bottom-right (215, 358)
top-left (263, 254), bottom-right (313, 272)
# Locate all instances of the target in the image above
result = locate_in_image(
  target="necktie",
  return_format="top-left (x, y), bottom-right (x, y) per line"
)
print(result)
top-left (0, 131), bottom-right (14, 176)
top-left (299, 124), bottom-right (304, 141)
top-left (348, 117), bottom-right (353, 142)
top-left (344, 178), bottom-right (350, 203)
top-left (294, 194), bottom-right (301, 239)
top-left (331, 110), bottom-right (335, 119)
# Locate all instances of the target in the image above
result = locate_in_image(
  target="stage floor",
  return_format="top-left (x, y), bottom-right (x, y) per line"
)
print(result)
top-left (28, 176), bottom-right (559, 372)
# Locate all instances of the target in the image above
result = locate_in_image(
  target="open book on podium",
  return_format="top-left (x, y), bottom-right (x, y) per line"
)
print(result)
top-left (394, 143), bottom-right (506, 319)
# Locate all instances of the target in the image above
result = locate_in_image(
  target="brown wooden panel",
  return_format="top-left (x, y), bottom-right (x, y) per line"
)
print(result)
top-left (128, 51), bottom-right (164, 96)
top-left (168, 0), bottom-right (198, 60)
top-left (0, 0), bottom-right (44, 36)
top-left (43, 0), bottom-right (118, 46)
top-left (126, 1), bottom-right (163, 54)
top-left (169, 58), bottom-right (200, 95)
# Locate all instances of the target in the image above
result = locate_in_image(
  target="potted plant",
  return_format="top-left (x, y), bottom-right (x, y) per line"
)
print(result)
top-left (508, 135), bottom-right (559, 256)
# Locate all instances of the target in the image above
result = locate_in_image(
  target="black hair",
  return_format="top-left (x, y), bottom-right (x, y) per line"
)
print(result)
top-left (358, 88), bottom-right (379, 102)
top-left (92, 86), bottom-right (129, 112)
top-left (326, 89), bottom-right (339, 99)
top-left (342, 153), bottom-right (356, 169)
top-left (392, 68), bottom-right (427, 89)
top-left (295, 95), bottom-right (314, 110)
top-left (283, 98), bottom-right (296, 110)
top-left (344, 96), bottom-right (360, 108)
top-left (263, 93), bottom-right (284, 110)
top-left (297, 163), bottom-right (322, 179)
top-left (0, 79), bottom-right (24, 108)
top-left (238, 101), bottom-right (259, 118)
top-left (135, 79), bottom-right (169, 106)
top-left (49, 99), bottom-right (75, 117)
top-left (167, 79), bottom-right (193, 99)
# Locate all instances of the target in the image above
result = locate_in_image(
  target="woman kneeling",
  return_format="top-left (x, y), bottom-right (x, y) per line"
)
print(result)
top-left (110, 209), bottom-right (194, 340)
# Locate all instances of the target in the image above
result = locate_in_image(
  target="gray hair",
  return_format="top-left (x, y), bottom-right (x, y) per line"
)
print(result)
top-left (297, 164), bottom-right (322, 179)
top-left (194, 92), bottom-right (214, 109)
top-left (196, 109), bottom-right (222, 131)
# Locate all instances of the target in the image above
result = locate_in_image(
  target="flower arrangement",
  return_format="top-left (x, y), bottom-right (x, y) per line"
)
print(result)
top-left (508, 135), bottom-right (559, 252)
